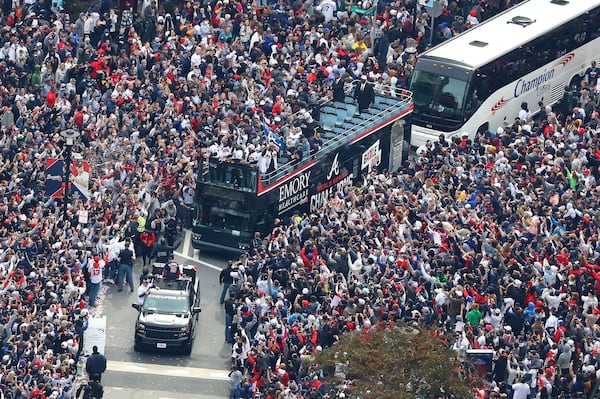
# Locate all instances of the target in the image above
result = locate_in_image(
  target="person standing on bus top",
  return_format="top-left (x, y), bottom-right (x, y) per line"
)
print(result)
top-left (298, 136), bottom-right (310, 158)
top-left (331, 70), bottom-right (346, 103)
top-left (309, 133), bottom-right (324, 153)
top-left (258, 145), bottom-right (277, 177)
top-left (291, 145), bottom-right (304, 166)
top-left (585, 61), bottom-right (599, 89)
top-left (354, 75), bottom-right (375, 114)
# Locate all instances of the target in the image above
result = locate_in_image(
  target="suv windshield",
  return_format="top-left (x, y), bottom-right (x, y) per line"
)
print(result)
top-left (143, 294), bottom-right (189, 314)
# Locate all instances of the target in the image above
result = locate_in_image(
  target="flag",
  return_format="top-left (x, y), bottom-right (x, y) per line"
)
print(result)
top-left (350, 5), bottom-right (375, 16)
top-left (70, 159), bottom-right (90, 200)
top-left (263, 122), bottom-right (286, 151)
top-left (45, 158), bottom-right (65, 198)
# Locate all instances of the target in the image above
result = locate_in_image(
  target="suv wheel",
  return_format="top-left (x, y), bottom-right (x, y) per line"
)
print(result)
top-left (134, 340), bottom-right (143, 352)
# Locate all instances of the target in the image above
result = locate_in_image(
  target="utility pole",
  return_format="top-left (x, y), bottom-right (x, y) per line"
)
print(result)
top-left (60, 129), bottom-right (80, 221)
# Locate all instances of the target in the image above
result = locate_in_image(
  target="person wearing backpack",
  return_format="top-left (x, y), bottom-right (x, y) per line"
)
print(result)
top-left (76, 378), bottom-right (103, 399)
top-left (88, 379), bottom-right (104, 399)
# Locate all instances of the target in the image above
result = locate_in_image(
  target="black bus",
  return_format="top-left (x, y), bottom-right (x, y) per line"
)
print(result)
top-left (191, 89), bottom-right (413, 252)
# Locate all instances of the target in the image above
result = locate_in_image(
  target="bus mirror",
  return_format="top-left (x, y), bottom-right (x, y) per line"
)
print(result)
top-left (132, 304), bottom-right (141, 311)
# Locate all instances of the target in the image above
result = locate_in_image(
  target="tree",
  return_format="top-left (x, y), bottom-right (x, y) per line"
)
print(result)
top-left (316, 325), bottom-right (476, 399)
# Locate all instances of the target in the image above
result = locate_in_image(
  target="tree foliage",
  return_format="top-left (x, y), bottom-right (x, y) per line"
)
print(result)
top-left (316, 325), bottom-right (476, 399)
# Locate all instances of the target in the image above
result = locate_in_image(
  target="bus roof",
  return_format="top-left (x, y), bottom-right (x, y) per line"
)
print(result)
top-left (419, 0), bottom-right (600, 70)
top-left (257, 89), bottom-right (413, 193)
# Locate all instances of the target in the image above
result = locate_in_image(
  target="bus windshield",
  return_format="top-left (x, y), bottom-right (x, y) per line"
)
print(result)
top-left (205, 158), bottom-right (257, 192)
top-left (195, 187), bottom-right (252, 236)
top-left (410, 70), bottom-right (469, 121)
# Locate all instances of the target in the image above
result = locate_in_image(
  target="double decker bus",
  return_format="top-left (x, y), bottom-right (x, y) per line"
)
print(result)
top-left (191, 88), bottom-right (412, 252)
top-left (409, 0), bottom-right (600, 147)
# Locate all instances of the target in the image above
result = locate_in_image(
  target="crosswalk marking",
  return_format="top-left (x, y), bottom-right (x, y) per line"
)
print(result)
top-left (173, 230), bottom-right (224, 271)
top-left (105, 387), bottom-right (227, 399)
top-left (173, 250), bottom-right (223, 271)
top-left (107, 360), bottom-right (230, 381)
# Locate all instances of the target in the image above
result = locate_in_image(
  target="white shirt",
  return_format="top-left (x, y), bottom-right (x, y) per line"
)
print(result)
top-left (416, 144), bottom-right (433, 156)
top-left (544, 314), bottom-right (558, 330)
top-left (137, 284), bottom-right (150, 305)
top-left (104, 239), bottom-right (135, 262)
top-left (191, 52), bottom-right (202, 69)
top-left (582, 294), bottom-right (598, 313)
top-left (248, 150), bottom-right (260, 163)
top-left (258, 151), bottom-right (277, 174)
top-left (231, 148), bottom-right (244, 160)
top-left (466, 14), bottom-right (479, 26)
top-left (87, 258), bottom-right (105, 284)
top-left (518, 109), bottom-right (529, 121)
top-left (319, 0), bottom-right (336, 22)
top-left (512, 382), bottom-right (530, 399)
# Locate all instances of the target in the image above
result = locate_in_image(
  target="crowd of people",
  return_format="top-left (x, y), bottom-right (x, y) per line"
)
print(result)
top-left (0, 0), bottom-right (585, 397)
top-left (222, 90), bottom-right (600, 398)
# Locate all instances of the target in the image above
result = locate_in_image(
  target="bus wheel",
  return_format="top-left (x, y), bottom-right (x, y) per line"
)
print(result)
top-left (569, 75), bottom-right (582, 90)
top-left (476, 123), bottom-right (489, 140)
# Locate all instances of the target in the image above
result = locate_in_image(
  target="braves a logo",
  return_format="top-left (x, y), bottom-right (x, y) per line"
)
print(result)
top-left (327, 153), bottom-right (340, 180)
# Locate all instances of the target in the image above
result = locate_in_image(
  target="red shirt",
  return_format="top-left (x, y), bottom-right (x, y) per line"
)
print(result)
top-left (140, 232), bottom-right (156, 248)
top-left (74, 110), bottom-right (84, 127)
top-left (46, 90), bottom-right (56, 107)
top-left (556, 252), bottom-right (570, 267)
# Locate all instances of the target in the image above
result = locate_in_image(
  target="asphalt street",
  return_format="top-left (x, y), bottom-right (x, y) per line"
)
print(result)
top-left (90, 231), bottom-right (235, 399)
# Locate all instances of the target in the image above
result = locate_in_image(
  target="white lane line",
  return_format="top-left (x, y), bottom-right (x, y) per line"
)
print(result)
top-left (107, 360), bottom-right (230, 381)
top-left (181, 229), bottom-right (191, 258)
top-left (167, 369), bottom-right (190, 376)
top-left (123, 364), bottom-right (147, 372)
top-left (173, 251), bottom-right (223, 271)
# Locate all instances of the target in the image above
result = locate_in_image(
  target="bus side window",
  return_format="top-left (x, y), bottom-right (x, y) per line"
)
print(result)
top-left (464, 87), bottom-right (480, 119)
